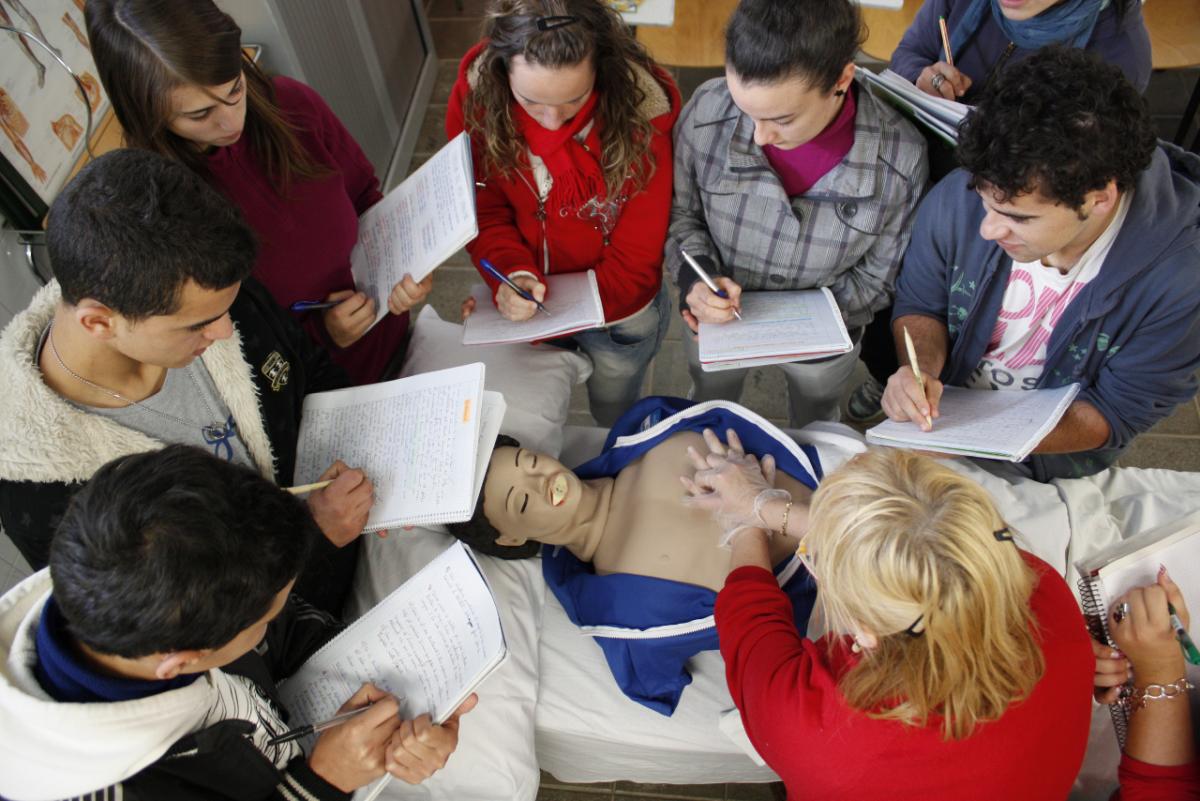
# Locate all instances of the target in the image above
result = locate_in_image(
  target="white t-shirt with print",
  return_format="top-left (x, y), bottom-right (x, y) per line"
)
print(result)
top-left (968, 193), bottom-right (1131, 391)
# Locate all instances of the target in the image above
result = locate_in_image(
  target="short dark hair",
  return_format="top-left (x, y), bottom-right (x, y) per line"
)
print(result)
top-left (725, 0), bottom-right (864, 91)
top-left (957, 46), bottom-right (1157, 208)
top-left (446, 435), bottom-right (540, 560)
top-left (47, 149), bottom-right (257, 320)
top-left (50, 445), bottom-right (317, 658)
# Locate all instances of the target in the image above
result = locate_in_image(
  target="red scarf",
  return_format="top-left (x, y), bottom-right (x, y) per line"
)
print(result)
top-left (514, 90), bottom-right (605, 211)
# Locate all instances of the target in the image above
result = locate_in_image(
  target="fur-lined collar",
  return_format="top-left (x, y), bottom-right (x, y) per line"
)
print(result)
top-left (0, 282), bottom-right (275, 484)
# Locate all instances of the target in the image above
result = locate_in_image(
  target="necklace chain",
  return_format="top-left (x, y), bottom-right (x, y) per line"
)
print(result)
top-left (46, 321), bottom-right (231, 439)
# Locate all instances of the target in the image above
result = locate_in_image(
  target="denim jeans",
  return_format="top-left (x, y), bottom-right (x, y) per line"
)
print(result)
top-left (558, 282), bottom-right (670, 426)
top-left (682, 332), bottom-right (862, 430)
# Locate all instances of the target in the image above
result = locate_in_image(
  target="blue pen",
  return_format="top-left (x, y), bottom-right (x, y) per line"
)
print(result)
top-left (290, 299), bottom-right (340, 312)
top-left (479, 258), bottom-right (551, 317)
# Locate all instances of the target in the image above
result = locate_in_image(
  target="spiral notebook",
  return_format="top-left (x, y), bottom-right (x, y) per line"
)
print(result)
top-left (697, 288), bottom-right (853, 372)
top-left (462, 270), bottom-right (605, 345)
top-left (1075, 511), bottom-right (1200, 744)
top-left (293, 363), bottom-right (505, 531)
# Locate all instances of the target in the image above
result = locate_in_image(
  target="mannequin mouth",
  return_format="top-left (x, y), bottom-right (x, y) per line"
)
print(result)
top-left (549, 474), bottom-right (569, 507)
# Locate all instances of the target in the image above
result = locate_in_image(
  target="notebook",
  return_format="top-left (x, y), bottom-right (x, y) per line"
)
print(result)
top-left (462, 270), bottom-right (605, 345)
top-left (278, 540), bottom-right (506, 740)
top-left (698, 288), bottom-right (853, 372)
top-left (865, 383), bottom-right (1079, 461)
top-left (351, 132), bottom-right (478, 330)
top-left (1075, 511), bottom-right (1200, 744)
top-left (292, 363), bottom-right (504, 530)
top-left (856, 67), bottom-right (971, 146)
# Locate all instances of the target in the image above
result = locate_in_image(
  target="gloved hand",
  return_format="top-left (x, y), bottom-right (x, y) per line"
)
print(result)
top-left (680, 428), bottom-right (790, 546)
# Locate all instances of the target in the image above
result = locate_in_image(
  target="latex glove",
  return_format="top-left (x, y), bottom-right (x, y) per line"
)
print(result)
top-left (680, 428), bottom-right (789, 543)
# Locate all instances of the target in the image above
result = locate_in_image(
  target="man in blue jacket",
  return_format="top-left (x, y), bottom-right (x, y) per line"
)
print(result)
top-left (884, 46), bottom-right (1200, 481)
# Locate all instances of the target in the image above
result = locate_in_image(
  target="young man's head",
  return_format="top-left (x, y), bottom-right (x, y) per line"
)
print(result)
top-left (46, 148), bottom-right (257, 368)
top-left (956, 46), bottom-right (1157, 266)
top-left (49, 445), bottom-right (317, 679)
top-left (724, 0), bottom-right (863, 149)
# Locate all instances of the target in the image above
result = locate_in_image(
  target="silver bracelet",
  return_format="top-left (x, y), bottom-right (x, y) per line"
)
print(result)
top-left (1128, 677), bottom-right (1195, 710)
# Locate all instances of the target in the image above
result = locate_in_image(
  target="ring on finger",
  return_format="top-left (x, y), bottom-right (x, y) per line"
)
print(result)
top-left (931, 72), bottom-right (946, 91)
top-left (1112, 601), bottom-right (1131, 624)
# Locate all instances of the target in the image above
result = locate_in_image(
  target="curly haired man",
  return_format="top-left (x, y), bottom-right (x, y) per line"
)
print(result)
top-left (883, 46), bottom-right (1200, 481)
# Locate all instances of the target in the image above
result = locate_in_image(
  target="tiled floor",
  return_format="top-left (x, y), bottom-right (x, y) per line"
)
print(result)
top-left (0, 5), bottom-right (1196, 801)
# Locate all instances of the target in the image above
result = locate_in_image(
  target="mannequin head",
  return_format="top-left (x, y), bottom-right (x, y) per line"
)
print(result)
top-left (446, 435), bottom-right (541, 559)
top-left (802, 448), bottom-right (1044, 740)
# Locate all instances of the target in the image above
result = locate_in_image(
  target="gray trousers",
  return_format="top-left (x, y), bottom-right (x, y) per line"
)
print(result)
top-left (682, 333), bottom-right (862, 429)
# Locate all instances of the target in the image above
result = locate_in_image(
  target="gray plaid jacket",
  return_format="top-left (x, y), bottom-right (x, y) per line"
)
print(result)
top-left (665, 78), bottom-right (929, 329)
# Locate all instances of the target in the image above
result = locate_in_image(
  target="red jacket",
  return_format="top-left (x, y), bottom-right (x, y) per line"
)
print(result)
top-left (715, 552), bottom-right (1094, 800)
top-left (445, 41), bottom-right (680, 324)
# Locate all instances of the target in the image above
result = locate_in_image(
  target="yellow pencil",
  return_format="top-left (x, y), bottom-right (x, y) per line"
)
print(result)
top-left (903, 326), bottom-right (934, 429)
top-left (938, 16), bottom-right (955, 67)
top-left (284, 479), bottom-right (334, 495)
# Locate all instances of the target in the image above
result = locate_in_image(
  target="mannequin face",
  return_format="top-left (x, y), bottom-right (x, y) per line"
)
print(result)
top-left (482, 447), bottom-right (586, 546)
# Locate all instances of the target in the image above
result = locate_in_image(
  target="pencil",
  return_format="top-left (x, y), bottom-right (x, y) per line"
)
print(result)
top-left (903, 326), bottom-right (934, 429)
top-left (938, 16), bottom-right (954, 67)
top-left (285, 479), bottom-right (334, 495)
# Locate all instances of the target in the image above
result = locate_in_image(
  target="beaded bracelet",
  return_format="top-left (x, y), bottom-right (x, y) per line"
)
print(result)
top-left (1128, 677), bottom-right (1195, 709)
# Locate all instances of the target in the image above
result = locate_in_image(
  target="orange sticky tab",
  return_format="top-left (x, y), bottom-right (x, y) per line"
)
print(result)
top-left (462, 398), bottom-right (473, 422)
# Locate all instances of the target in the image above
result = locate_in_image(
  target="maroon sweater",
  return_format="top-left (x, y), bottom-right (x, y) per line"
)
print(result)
top-left (715, 552), bottom-right (1094, 800)
top-left (207, 76), bottom-right (403, 386)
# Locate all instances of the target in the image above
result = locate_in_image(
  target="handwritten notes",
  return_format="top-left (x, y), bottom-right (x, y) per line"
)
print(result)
top-left (462, 270), bottom-right (605, 345)
top-left (279, 542), bottom-right (507, 740)
top-left (866, 384), bottom-right (1080, 461)
top-left (698, 288), bottom-right (853, 371)
top-left (293, 363), bottom-right (499, 529)
top-left (351, 132), bottom-right (478, 329)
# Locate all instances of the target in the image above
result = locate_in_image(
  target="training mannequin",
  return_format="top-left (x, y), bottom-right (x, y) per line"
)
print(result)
top-left (482, 430), bottom-right (809, 592)
top-left (448, 397), bottom-right (821, 714)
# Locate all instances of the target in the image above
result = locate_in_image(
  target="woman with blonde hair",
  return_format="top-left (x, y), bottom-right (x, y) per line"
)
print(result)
top-left (85, 0), bottom-right (430, 386)
top-left (447, 0), bottom-right (680, 425)
top-left (683, 441), bottom-right (1093, 799)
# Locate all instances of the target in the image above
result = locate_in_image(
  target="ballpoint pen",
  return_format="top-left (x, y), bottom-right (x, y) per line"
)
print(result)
top-left (289, 299), bottom-right (340, 312)
top-left (267, 701), bottom-right (387, 747)
top-left (479, 258), bottom-right (551, 317)
top-left (679, 247), bottom-right (742, 321)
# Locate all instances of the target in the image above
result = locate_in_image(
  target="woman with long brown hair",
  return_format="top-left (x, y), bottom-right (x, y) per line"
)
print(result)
top-left (447, 0), bottom-right (680, 425)
top-left (84, 0), bottom-right (431, 386)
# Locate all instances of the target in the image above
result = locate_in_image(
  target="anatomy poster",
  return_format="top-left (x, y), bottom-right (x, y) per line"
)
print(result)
top-left (1, 0), bottom-right (108, 206)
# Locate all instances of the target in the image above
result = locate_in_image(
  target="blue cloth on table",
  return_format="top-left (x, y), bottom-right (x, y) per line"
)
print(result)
top-left (543, 397), bottom-right (821, 715)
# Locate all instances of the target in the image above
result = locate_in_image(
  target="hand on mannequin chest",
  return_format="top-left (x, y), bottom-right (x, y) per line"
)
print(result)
top-left (480, 432), bottom-right (808, 591)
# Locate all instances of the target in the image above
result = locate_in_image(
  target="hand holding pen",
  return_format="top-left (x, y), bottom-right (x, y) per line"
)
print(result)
top-left (479, 258), bottom-right (551, 320)
top-left (290, 290), bottom-right (376, 349)
top-left (679, 247), bottom-right (742, 333)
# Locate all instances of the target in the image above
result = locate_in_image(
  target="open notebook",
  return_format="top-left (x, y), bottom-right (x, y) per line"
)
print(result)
top-left (698, 288), bottom-right (853, 371)
top-left (462, 270), bottom-right (605, 345)
top-left (293, 363), bottom-right (504, 530)
top-left (351, 132), bottom-right (478, 330)
top-left (278, 541), bottom-right (506, 792)
top-left (856, 67), bottom-right (970, 145)
top-left (865, 384), bottom-right (1079, 461)
top-left (1076, 511), bottom-right (1200, 744)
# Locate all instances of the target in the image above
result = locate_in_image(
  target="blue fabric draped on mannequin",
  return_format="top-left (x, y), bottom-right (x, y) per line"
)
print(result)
top-left (542, 396), bottom-right (820, 715)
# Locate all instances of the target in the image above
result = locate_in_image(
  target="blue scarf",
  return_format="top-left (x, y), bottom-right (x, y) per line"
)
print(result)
top-left (950, 0), bottom-right (1108, 54)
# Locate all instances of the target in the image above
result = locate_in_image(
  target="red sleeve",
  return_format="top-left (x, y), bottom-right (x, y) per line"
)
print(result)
top-left (445, 44), bottom-right (539, 304)
top-left (589, 124), bottom-right (673, 317)
top-left (1118, 754), bottom-right (1200, 801)
top-left (277, 76), bottom-right (383, 215)
top-left (715, 566), bottom-right (855, 774)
